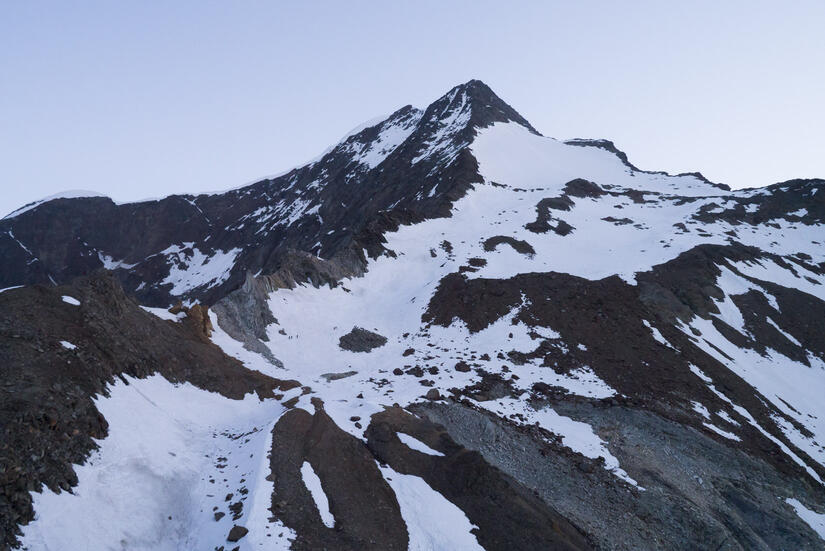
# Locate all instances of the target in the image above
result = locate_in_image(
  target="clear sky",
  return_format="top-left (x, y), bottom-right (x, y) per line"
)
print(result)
top-left (2, 1), bottom-right (824, 215)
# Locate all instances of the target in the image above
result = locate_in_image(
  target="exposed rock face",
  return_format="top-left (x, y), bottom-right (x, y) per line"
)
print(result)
top-left (268, 401), bottom-right (409, 551)
top-left (211, 271), bottom-right (282, 365)
top-left (365, 407), bottom-right (593, 551)
top-left (169, 301), bottom-right (214, 340)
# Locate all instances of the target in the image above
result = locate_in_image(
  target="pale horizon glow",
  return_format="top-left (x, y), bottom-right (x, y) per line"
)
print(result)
top-left (2, 1), bottom-right (824, 215)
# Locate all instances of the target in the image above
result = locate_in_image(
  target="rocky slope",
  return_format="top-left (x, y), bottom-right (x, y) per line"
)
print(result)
top-left (2, 81), bottom-right (825, 550)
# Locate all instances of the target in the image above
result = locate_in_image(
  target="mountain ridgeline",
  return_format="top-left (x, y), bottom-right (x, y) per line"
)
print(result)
top-left (1, 81), bottom-right (825, 550)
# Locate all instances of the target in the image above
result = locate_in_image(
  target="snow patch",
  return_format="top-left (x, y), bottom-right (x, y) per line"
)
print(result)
top-left (0, 285), bottom-right (24, 294)
top-left (140, 306), bottom-right (184, 322)
top-left (378, 463), bottom-right (484, 551)
top-left (161, 246), bottom-right (242, 296)
top-left (702, 422), bottom-right (740, 441)
top-left (643, 320), bottom-right (675, 349)
top-left (692, 401), bottom-right (711, 419)
top-left (397, 433), bottom-right (445, 457)
top-left (766, 317), bottom-right (802, 346)
top-left (98, 252), bottom-right (137, 270)
top-left (345, 110), bottom-right (423, 169)
top-left (301, 461), bottom-right (335, 528)
top-left (786, 498), bottom-right (825, 540)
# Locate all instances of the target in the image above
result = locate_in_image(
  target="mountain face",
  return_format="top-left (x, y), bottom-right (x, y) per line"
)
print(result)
top-left (2, 81), bottom-right (825, 550)
top-left (0, 80), bottom-right (531, 307)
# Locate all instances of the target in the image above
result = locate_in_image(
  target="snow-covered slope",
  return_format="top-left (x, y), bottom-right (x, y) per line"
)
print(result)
top-left (3, 81), bottom-right (825, 550)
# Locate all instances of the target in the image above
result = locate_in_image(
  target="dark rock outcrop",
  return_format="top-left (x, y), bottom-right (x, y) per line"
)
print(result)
top-left (268, 401), bottom-right (408, 551)
top-left (338, 327), bottom-right (387, 352)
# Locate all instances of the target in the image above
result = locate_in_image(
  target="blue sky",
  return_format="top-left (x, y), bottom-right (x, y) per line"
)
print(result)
top-left (2, 1), bottom-right (824, 214)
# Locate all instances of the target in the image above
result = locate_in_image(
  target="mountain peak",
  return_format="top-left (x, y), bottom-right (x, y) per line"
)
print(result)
top-left (390, 80), bottom-right (538, 170)
top-left (431, 79), bottom-right (539, 135)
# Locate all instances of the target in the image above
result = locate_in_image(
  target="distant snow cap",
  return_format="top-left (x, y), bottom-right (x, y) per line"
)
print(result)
top-left (4, 190), bottom-right (108, 220)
